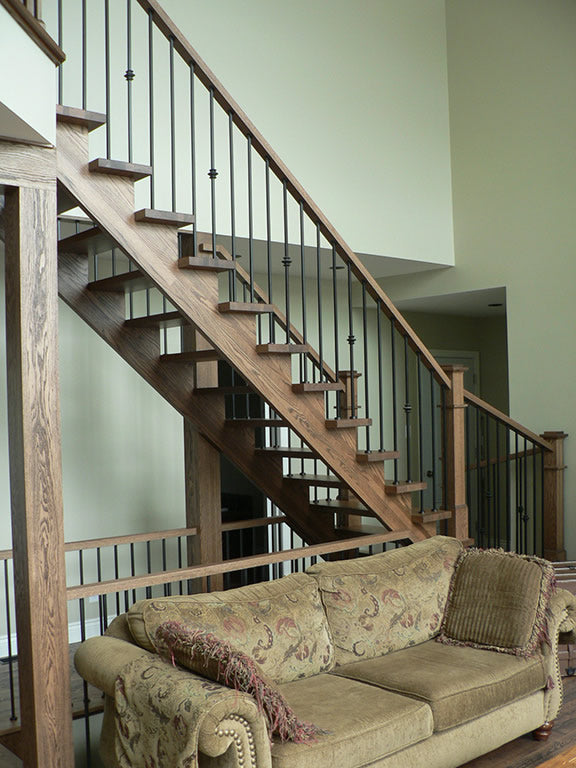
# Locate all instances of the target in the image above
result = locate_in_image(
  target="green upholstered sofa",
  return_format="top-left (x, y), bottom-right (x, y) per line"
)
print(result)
top-left (74, 536), bottom-right (576, 768)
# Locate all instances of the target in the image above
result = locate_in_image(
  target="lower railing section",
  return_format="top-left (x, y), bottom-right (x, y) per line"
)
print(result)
top-left (0, 520), bottom-right (408, 766)
top-left (464, 391), bottom-right (553, 556)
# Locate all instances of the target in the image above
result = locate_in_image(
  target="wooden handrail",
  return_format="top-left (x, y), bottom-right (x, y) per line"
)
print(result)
top-left (464, 390), bottom-right (553, 452)
top-left (135, 0), bottom-right (450, 389)
top-left (0, 0), bottom-right (65, 65)
top-left (66, 530), bottom-right (411, 600)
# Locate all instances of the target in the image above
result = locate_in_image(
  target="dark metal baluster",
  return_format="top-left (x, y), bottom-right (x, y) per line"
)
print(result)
top-left (416, 354), bottom-right (424, 512)
top-left (79, 548), bottom-right (91, 766)
top-left (130, 542), bottom-right (136, 603)
top-left (4, 560), bottom-right (17, 722)
top-left (377, 305), bottom-right (384, 452)
top-left (476, 407), bottom-right (482, 546)
top-left (105, 0), bottom-right (111, 158)
top-left (515, 432), bottom-right (520, 552)
top-left (189, 62), bottom-right (197, 257)
top-left (430, 371), bottom-right (438, 511)
top-left (361, 282), bottom-right (370, 450)
top-left (523, 439), bottom-right (529, 554)
top-left (300, 203), bottom-right (308, 382)
top-left (540, 450), bottom-right (545, 558)
top-left (441, 386), bottom-right (447, 512)
top-left (57, 0), bottom-right (63, 103)
top-left (265, 160), bottom-right (274, 341)
top-left (162, 539), bottom-right (171, 596)
top-left (316, 224), bottom-right (324, 388)
top-left (147, 9), bottom-right (155, 207)
top-left (96, 548), bottom-right (107, 634)
top-left (247, 136), bottom-right (254, 301)
top-left (146, 541), bottom-right (152, 598)
top-left (178, 536), bottom-right (184, 595)
top-left (331, 245), bottom-right (340, 415)
top-left (282, 181), bottom-right (291, 343)
top-left (403, 337), bottom-right (412, 482)
top-left (486, 415), bottom-right (492, 546)
top-left (125, 0), bottom-right (134, 164)
top-left (346, 263), bottom-right (356, 418)
top-left (228, 112), bottom-right (237, 300)
top-left (495, 422), bottom-right (501, 547)
top-left (114, 544), bottom-right (120, 617)
top-left (169, 35), bottom-right (176, 210)
top-left (208, 87), bottom-right (218, 264)
top-left (465, 404), bottom-right (472, 539)
top-left (81, 0), bottom-right (87, 110)
top-left (505, 427), bottom-right (511, 550)
top-left (390, 319), bottom-right (398, 484)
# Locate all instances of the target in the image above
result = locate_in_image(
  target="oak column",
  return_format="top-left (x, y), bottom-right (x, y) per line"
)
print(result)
top-left (4, 184), bottom-right (74, 767)
top-left (541, 431), bottom-right (568, 562)
top-left (183, 328), bottom-right (223, 590)
top-left (442, 365), bottom-right (469, 542)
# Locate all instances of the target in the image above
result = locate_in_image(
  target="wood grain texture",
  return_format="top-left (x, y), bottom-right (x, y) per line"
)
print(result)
top-left (443, 366), bottom-right (470, 540)
top-left (4, 185), bottom-right (74, 767)
top-left (56, 120), bottom-right (429, 542)
top-left (0, 141), bottom-right (56, 188)
top-left (542, 432), bottom-right (568, 561)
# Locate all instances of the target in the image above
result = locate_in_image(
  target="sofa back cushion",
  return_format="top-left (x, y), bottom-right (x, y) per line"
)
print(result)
top-left (306, 536), bottom-right (463, 665)
top-left (127, 572), bottom-right (335, 683)
top-left (437, 548), bottom-right (556, 657)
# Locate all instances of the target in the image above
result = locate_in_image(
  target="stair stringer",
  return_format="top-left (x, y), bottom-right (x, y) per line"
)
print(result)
top-left (56, 120), bottom-right (430, 543)
top-left (58, 249), bottom-right (337, 545)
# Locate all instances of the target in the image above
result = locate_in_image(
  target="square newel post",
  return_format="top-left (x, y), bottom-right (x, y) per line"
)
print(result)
top-left (540, 431), bottom-right (568, 562)
top-left (4, 185), bottom-right (74, 767)
top-left (442, 365), bottom-right (469, 542)
top-left (183, 328), bottom-right (223, 591)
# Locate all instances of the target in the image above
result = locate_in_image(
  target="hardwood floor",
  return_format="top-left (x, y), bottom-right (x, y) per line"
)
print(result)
top-left (1, 675), bottom-right (574, 767)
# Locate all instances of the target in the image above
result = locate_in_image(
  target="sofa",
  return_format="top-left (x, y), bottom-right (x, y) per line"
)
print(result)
top-left (74, 536), bottom-right (576, 768)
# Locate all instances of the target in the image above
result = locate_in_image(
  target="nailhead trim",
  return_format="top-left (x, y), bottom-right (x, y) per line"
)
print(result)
top-left (215, 714), bottom-right (257, 767)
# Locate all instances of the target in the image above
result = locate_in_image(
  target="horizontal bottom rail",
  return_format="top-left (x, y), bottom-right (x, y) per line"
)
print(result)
top-left (67, 530), bottom-right (412, 600)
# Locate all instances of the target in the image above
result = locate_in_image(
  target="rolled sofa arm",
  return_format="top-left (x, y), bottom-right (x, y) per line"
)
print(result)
top-left (542, 587), bottom-right (576, 722)
top-left (75, 636), bottom-right (272, 768)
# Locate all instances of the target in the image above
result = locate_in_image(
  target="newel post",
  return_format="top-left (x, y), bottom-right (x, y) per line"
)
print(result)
top-left (442, 365), bottom-right (469, 542)
top-left (540, 431), bottom-right (568, 562)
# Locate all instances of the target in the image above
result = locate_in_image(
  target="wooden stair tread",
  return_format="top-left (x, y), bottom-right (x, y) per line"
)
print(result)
top-left (161, 350), bottom-right (220, 363)
top-left (124, 311), bottom-right (187, 329)
top-left (292, 381), bottom-right (344, 393)
top-left (256, 343), bottom-right (310, 355)
top-left (58, 227), bottom-right (113, 255)
top-left (194, 386), bottom-right (253, 395)
top-left (87, 270), bottom-right (150, 292)
top-left (134, 209), bottom-right (195, 227)
top-left (337, 523), bottom-right (391, 537)
top-left (310, 498), bottom-right (370, 515)
top-left (326, 418), bottom-right (372, 429)
top-left (255, 446), bottom-right (316, 459)
top-left (411, 509), bottom-right (452, 524)
top-left (226, 418), bottom-right (288, 428)
top-left (218, 302), bottom-right (275, 314)
top-left (284, 473), bottom-right (345, 488)
top-left (385, 480), bottom-right (427, 495)
top-left (356, 451), bottom-right (400, 463)
top-left (178, 256), bottom-right (235, 272)
top-left (89, 158), bottom-right (153, 180)
top-left (56, 104), bottom-right (106, 132)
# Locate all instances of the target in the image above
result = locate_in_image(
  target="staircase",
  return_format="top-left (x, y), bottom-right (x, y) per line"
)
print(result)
top-left (56, 112), bottom-right (436, 548)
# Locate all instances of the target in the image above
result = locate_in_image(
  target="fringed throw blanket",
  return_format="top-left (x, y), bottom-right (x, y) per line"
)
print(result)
top-left (112, 653), bottom-right (255, 768)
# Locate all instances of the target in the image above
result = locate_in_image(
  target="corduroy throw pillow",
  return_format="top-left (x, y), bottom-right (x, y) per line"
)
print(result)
top-left (437, 548), bottom-right (556, 657)
top-left (155, 621), bottom-right (325, 743)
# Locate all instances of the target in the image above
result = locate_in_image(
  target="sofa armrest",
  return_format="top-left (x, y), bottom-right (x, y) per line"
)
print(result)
top-left (75, 636), bottom-right (272, 768)
top-left (551, 587), bottom-right (576, 645)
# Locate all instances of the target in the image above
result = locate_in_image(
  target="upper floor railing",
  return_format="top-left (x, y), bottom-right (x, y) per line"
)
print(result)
top-left (0, 0), bottom-right (64, 64)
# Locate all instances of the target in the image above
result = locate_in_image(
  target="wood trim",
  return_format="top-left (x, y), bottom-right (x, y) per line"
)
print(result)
top-left (221, 515), bottom-right (288, 532)
top-left (4, 184), bottom-right (74, 766)
top-left (444, 366), bottom-right (469, 540)
top-left (66, 530), bottom-right (412, 600)
top-left (542, 432), bottom-right (568, 562)
top-left (464, 390), bottom-right (553, 451)
top-left (0, 141), bottom-right (56, 189)
top-left (0, 0), bottom-right (65, 65)
top-left (135, 0), bottom-right (451, 389)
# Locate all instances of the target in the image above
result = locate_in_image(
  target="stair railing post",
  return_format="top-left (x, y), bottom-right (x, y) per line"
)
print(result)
top-left (540, 431), bottom-right (568, 561)
top-left (338, 369), bottom-right (361, 420)
top-left (442, 365), bottom-right (469, 542)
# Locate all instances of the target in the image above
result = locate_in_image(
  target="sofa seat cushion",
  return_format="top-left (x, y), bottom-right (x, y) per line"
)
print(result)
top-left (331, 639), bottom-right (547, 732)
top-left (127, 573), bottom-right (334, 683)
top-left (307, 535), bottom-right (462, 665)
top-left (271, 673), bottom-right (433, 768)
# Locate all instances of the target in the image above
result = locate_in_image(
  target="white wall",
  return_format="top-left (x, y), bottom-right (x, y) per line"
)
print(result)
top-left (384, 0), bottom-right (576, 557)
top-left (0, 5), bottom-right (56, 145)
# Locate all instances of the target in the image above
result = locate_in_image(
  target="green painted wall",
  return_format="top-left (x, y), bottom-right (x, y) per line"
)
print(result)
top-left (385, 0), bottom-right (576, 556)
